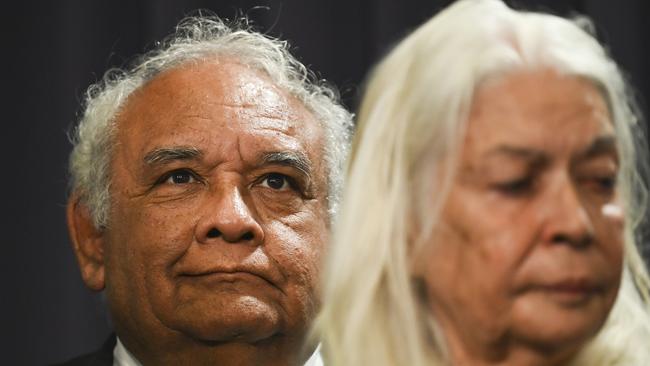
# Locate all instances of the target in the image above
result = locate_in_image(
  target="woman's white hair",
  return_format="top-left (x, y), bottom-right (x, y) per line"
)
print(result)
top-left (316, 0), bottom-right (650, 365)
top-left (69, 16), bottom-right (353, 228)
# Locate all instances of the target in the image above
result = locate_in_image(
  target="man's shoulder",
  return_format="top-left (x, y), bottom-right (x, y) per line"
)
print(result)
top-left (52, 335), bottom-right (116, 366)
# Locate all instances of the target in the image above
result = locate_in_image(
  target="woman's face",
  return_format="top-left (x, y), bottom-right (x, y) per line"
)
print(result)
top-left (416, 69), bottom-right (624, 364)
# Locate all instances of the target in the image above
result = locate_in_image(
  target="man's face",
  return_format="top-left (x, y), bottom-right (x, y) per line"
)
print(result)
top-left (103, 60), bottom-right (328, 347)
top-left (415, 70), bottom-right (623, 362)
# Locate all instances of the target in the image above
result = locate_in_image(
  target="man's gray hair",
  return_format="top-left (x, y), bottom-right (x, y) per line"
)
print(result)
top-left (69, 16), bottom-right (354, 228)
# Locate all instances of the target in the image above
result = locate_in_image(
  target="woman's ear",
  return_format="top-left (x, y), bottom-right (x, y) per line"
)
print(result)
top-left (66, 195), bottom-right (106, 291)
top-left (408, 219), bottom-right (427, 278)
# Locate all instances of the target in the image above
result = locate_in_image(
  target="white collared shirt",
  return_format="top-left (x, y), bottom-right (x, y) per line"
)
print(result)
top-left (113, 338), bottom-right (142, 366)
top-left (113, 337), bottom-right (323, 366)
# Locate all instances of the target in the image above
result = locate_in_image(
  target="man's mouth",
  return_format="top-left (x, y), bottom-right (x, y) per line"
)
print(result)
top-left (178, 268), bottom-right (284, 294)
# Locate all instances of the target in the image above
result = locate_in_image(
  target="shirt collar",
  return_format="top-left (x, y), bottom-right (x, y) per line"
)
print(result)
top-left (113, 337), bottom-right (142, 366)
top-left (113, 337), bottom-right (323, 366)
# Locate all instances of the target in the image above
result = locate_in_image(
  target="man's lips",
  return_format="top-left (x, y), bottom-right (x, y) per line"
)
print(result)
top-left (177, 268), bottom-right (283, 293)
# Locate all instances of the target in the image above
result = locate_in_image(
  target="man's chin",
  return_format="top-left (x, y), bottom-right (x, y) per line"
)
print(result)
top-left (160, 295), bottom-right (284, 343)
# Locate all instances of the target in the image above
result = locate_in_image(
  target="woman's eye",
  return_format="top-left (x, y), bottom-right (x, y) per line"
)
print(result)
top-left (164, 170), bottom-right (196, 185)
top-left (260, 173), bottom-right (291, 190)
top-left (590, 176), bottom-right (617, 193)
top-left (494, 177), bottom-right (533, 196)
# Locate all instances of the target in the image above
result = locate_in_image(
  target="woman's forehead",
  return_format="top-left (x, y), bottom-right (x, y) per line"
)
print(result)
top-left (463, 69), bottom-right (614, 156)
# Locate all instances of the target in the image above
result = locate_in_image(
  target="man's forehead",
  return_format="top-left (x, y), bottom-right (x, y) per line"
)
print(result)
top-left (113, 58), bottom-right (325, 168)
top-left (118, 59), bottom-right (320, 132)
top-left (134, 59), bottom-right (297, 112)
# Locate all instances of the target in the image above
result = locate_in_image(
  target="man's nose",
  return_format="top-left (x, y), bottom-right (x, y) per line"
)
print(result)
top-left (195, 186), bottom-right (264, 245)
top-left (542, 181), bottom-right (595, 248)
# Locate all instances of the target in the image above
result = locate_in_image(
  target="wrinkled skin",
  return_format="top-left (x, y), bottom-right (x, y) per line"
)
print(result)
top-left (68, 60), bottom-right (329, 365)
top-left (413, 70), bottom-right (624, 366)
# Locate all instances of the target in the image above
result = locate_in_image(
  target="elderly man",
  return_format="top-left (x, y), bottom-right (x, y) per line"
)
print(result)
top-left (60, 16), bottom-right (352, 366)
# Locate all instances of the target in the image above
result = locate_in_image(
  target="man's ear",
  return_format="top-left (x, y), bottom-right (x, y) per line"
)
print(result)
top-left (67, 194), bottom-right (106, 291)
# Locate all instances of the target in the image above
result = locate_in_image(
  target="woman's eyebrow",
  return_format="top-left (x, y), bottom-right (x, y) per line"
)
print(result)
top-left (485, 145), bottom-right (549, 166)
top-left (577, 135), bottom-right (618, 161)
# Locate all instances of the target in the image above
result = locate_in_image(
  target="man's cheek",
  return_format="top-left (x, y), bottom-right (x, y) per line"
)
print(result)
top-left (278, 243), bottom-right (320, 285)
top-left (267, 222), bottom-right (322, 288)
top-left (136, 203), bottom-right (197, 248)
top-left (283, 257), bottom-right (321, 325)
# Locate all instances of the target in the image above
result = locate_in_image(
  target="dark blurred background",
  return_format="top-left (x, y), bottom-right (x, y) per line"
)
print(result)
top-left (4, 0), bottom-right (649, 364)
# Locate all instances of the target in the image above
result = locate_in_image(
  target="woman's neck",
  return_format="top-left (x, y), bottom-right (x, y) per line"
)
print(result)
top-left (438, 316), bottom-right (581, 366)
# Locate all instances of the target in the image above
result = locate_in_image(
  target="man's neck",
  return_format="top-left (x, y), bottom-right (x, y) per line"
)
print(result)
top-left (117, 334), bottom-right (317, 366)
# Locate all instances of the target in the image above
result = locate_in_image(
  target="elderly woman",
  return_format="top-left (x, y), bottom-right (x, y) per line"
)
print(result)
top-left (316, 0), bottom-right (650, 365)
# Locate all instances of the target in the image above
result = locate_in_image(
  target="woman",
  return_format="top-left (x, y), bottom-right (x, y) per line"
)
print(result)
top-left (316, 0), bottom-right (650, 365)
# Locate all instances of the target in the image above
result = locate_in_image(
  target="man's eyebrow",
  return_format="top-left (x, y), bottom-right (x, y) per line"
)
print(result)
top-left (260, 151), bottom-right (312, 177)
top-left (143, 146), bottom-right (203, 165)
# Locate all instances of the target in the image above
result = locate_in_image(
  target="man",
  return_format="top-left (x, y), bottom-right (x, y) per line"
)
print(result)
top-left (60, 16), bottom-right (352, 366)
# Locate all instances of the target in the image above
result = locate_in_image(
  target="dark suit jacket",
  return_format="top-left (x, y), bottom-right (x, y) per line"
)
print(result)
top-left (53, 335), bottom-right (116, 366)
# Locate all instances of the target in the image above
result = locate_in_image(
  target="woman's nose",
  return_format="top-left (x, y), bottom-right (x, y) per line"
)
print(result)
top-left (542, 181), bottom-right (595, 248)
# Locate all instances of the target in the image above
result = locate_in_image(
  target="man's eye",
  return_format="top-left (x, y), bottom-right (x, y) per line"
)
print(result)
top-left (162, 170), bottom-right (197, 185)
top-left (493, 177), bottom-right (533, 196)
top-left (260, 173), bottom-right (291, 190)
